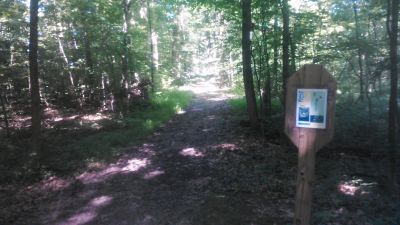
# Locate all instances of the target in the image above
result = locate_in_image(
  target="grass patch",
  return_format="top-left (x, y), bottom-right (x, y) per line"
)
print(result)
top-left (0, 89), bottom-right (193, 183)
top-left (228, 97), bottom-right (248, 115)
top-left (228, 96), bottom-right (283, 116)
top-left (60, 89), bottom-right (193, 166)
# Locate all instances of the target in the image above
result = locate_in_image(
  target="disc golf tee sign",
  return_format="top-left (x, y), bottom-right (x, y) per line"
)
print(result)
top-left (296, 89), bottom-right (328, 129)
top-left (285, 64), bottom-right (336, 225)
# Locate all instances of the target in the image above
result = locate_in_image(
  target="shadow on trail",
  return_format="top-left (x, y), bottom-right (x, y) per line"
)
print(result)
top-left (17, 82), bottom-right (395, 225)
top-left (37, 86), bottom-right (293, 225)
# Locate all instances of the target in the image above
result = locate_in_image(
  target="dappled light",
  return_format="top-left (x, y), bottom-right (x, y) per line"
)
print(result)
top-left (77, 165), bottom-right (122, 185)
top-left (77, 157), bottom-right (150, 184)
top-left (339, 182), bottom-right (360, 196)
top-left (58, 211), bottom-right (97, 225)
top-left (1, 0), bottom-right (399, 224)
top-left (28, 176), bottom-right (71, 192)
top-left (122, 158), bottom-right (150, 173)
top-left (57, 195), bottom-right (113, 225)
top-left (81, 114), bottom-right (111, 122)
top-left (144, 169), bottom-right (165, 180)
top-left (211, 143), bottom-right (238, 151)
top-left (180, 147), bottom-right (204, 157)
top-left (338, 178), bottom-right (377, 196)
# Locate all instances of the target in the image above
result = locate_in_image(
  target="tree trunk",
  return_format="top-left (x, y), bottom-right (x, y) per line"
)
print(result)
top-left (262, 29), bottom-right (272, 117)
top-left (282, 0), bottom-right (290, 110)
top-left (387, 0), bottom-right (399, 193)
top-left (29, 0), bottom-right (41, 153)
top-left (241, 0), bottom-right (258, 128)
top-left (84, 29), bottom-right (95, 102)
top-left (353, 0), bottom-right (366, 102)
top-left (0, 90), bottom-right (10, 138)
top-left (290, 36), bottom-right (296, 74)
top-left (120, 0), bottom-right (132, 115)
top-left (273, 14), bottom-right (279, 98)
top-left (171, 25), bottom-right (180, 78)
top-left (147, 0), bottom-right (156, 93)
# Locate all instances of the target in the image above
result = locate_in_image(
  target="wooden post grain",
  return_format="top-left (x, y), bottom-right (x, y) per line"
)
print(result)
top-left (284, 64), bottom-right (336, 225)
top-left (294, 129), bottom-right (317, 225)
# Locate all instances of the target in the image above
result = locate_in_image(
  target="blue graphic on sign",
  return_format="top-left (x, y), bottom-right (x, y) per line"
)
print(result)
top-left (298, 107), bottom-right (310, 121)
top-left (310, 115), bottom-right (324, 123)
top-left (298, 91), bottom-right (305, 102)
top-left (296, 89), bottom-right (328, 129)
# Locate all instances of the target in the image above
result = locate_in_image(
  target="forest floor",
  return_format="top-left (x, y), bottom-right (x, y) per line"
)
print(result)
top-left (1, 80), bottom-right (400, 225)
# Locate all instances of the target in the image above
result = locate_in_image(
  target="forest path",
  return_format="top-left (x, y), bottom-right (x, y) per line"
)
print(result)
top-left (36, 80), bottom-right (294, 225)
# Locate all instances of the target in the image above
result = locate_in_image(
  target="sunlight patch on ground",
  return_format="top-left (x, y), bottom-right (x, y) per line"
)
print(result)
top-left (338, 178), bottom-right (376, 196)
top-left (57, 195), bottom-right (113, 225)
top-left (180, 147), bottom-right (204, 157)
top-left (180, 82), bottom-right (220, 94)
top-left (144, 169), bottom-right (165, 180)
top-left (89, 196), bottom-right (113, 207)
top-left (77, 144), bottom-right (154, 184)
top-left (81, 113), bottom-right (111, 122)
top-left (57, 211), bottom-right (97, 225)
top-left (53, 115), bottom-right (79, 122)
top-left (339, 182), bottom-right (359, 196)
top-left (211, 143), bottom-right (238, 151)
top-left (77, 165), bottom-right (122, 184)
top-left (28, 176), bottom-right (71, 192)
top-left (177, 110), bottom-right (186, 115)
top-left (179, 80), bottom-right (235, 101)
top-left (122, 158), bottom-right (150, 173)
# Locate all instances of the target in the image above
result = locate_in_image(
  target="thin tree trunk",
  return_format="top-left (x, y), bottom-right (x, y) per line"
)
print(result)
top-left (171, 25), bottom-right (180, 78)
top-left (147, 0), bottom-right (156, 92)
top-left (353, 0), bottom-right (366, 102)
top-left (387, 0), bottom-right (399, 193)
top-left (84, 30), bottom-right (95, 102)
top-left (261, 28), bottom-right (272, 117)
top-left (57, 36), bottom-right (75, 86)
top-left (273, 14), bottom-right (279, 98)
top-left (0, 90), bottom-right (10, 138)
top-left (282, 0), bottom-right (290, 110)
top-left (120, 0), bottom-right (132, 115)
top-left (290, 36), bottom-right (296, 74)
top-left (241, 0), bottom-right (259, 128)
top-left (29, 0), bottom-right (41, 153)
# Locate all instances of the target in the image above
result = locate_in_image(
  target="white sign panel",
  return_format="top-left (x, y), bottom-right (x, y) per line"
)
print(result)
top-left (296, 89), bottom-right (328, 129)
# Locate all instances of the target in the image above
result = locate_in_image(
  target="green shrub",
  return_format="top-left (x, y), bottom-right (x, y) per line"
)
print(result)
top-left (50, 89), bottom-right (193, 174)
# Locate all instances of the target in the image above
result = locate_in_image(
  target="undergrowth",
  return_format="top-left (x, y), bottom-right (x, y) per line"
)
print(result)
top-left (0, 90), bottom-right (193, 183)
top-left (228, 96), bottom-right (282, 116)
top-left (228, 94), bottom-right (390, 146)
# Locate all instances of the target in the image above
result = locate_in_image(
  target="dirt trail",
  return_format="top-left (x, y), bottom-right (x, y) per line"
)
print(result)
top-left (7, 81), bottom-right (398, 224)
top-left (26, 82), bottom-right (293, 225)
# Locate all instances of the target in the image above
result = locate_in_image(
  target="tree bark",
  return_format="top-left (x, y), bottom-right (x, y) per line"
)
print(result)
top-left (387, 0), bottom-right (399, 192)
top-left (147, 0), bottom-right (156, 93)
top-left (29, 0), bottom-right (41, 152)
top-left (119, 0), bottom-right (132, 115)
top-left (84, 29), bottom-right (95, 101)
top-left (273, 14), bottom-right (279, 98)
top-left (0, 90), bottom-right (10, 138)
top-left (353, 0), bottom-right (366, 102)
top-left (290, 36), bottom-right (296, 74)
top-left (241, 0), bottom-right (259, 128)
top-left (282, 0), bottom-right (290, 110)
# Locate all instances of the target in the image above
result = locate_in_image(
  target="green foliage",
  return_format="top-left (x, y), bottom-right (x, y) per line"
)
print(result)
top-left (62, 89), bottom-right (192, 162)
top-left (228, 97), bottom-right (248, 115)
top-left (335, 94), bottom-right (388, 140)
top-left (228, 96), bottom-right (282, 116)
top-left (0, 90), bottom-right (192, 182)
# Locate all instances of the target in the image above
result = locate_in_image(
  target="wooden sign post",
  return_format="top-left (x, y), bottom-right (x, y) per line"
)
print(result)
top-left (284, 64), bottom-right (336, 225)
